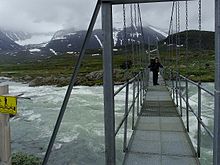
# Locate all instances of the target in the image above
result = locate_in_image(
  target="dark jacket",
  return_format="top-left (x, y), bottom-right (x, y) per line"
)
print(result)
top-left (148, 62), bottom-right (163, 72)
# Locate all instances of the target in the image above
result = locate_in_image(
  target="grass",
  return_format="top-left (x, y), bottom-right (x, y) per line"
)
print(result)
top-left (0, 50), bottom-right (145, 86)
top-left (159, 46), bottom-right (215, 82)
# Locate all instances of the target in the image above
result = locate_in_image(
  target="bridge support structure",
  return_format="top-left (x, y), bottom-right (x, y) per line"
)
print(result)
top-left (214, 0), bottom-right (220, 164)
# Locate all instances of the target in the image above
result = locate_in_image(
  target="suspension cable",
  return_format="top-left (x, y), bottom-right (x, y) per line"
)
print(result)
top-left (177, 1), bottom-right (181, 74)
top-left (198, 0), bottom-right (202, 81)
top-left (168, 1), bottom-right (175, 69)
top-left (130, 4), bottom-right (135, 67)
top-left (123, 4), bottom-right (128, 71)
top-left (137, 3), bottom-right (146, 68)
top-left (185, 0), bottom-right (189, 76)
top-left (134, 4), bottom-right (139, 68)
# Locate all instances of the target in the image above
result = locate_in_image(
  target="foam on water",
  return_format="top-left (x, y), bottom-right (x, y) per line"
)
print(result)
top-left (6, 80), bottom-right (214, 164)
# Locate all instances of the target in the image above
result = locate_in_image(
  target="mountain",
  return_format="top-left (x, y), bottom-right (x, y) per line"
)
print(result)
top-left (45, 26), bottom-right (166, 53)
top-left (161, 30), bottom-right (214, 50)
top-left (2, 30), bottom-right (32, 41)
top-left (0, 30), bottom-right (24, 52)
top-left (0, 26), bottom-right (167, 54)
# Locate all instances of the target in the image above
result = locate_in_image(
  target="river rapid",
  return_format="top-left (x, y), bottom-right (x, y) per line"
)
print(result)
top-left (0, 78), bottom-right (215, 164)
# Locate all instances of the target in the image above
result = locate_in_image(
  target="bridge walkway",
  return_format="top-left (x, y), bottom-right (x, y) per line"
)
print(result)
top-left (123, 74), bottom-right (200, 165)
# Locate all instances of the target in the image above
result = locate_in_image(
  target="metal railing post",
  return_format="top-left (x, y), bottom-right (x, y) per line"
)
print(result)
top-left (175, 72), bottom-right (179, 107)
top-left (140, 72), bottom-right (143, 106)
top-left (102, 2), bottom-right (115, 164)
top-left (179, 76), bottom-right (183, 116)
top-left (132, 80), bottom-right (136, 130)
top-left (137, 76), bottom-right (140, 116)
top-left (185, 79), bottom-right (189, 132)
top-left (197, 82), bottom-right (202, 158)
top-left (171, 71), bottom-right (175, 100)
top-left (123, 82), bottom-right (129, 152)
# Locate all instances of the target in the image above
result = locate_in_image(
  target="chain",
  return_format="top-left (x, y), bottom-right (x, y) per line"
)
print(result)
top-left (123, 4), bottom-right (128, 70)
top-left (177, 1), bottom-right (180, 73)
top-left (134, 4), bottom-right (137, 29)
top-left (185, 0), bottom-right (189, 76)
top-left (198, 0), bottom-right (202, 81)
top-left (199, 0), bottom-right (202, 31)
top-left (186, 0), bottom-right (188, 31)
top-left (130, 4), bottom-right (135, 67)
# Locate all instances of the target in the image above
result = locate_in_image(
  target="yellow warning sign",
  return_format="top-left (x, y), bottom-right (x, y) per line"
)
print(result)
top-left (0, 96), bottom-right (17, 115)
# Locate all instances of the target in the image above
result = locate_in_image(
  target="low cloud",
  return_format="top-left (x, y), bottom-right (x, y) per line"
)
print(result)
top-left (0, 0), bottom-right (214, 33)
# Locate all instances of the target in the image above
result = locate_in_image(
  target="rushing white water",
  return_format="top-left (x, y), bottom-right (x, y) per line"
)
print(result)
top-left (177, 82), bottom-right (214, 165)
top-left (1, 80), bottom-right (131, 165)
top-left (0, 78), bottom-right (214, 164)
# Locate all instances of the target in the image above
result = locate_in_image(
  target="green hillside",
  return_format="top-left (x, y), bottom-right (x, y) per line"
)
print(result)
top-left (159, 30), bottom-right (215, 82)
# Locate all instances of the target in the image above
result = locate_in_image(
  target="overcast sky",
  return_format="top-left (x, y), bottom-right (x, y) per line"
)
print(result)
top-left (0, 0), bottom-right (214, 33)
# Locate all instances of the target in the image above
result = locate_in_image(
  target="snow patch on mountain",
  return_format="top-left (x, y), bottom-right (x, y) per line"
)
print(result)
top-left (29, 48), bottom-right (41, 52)
top-left (94, 35), bottom-right (103, 48)
top-left (148, 26), bottom-right (168, 37)
top-left (50, 49), bottom-right (57, 55)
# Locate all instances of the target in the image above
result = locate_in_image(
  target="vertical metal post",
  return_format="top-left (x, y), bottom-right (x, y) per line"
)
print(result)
top-left (0, 85), bottom-right (11, 165)
top-left (140, 73), bottom-right (143, 106)
top-left (175, 72), bottom-right (179, 106)
top-left (197, 82), bottom-right (201, 158)
top-left (171, 71), bottom-right (175, 100)
top-left (179, 76), bottom-right (183, 116)
top-left (132, 81), bottom-right (136, 130)
top-left (185, 79), bottom-right (189, 132)
top-left (137, 76), bottom-right (140, 116)
top-left (214, 0), bottom-right (220, 164)
top-left (123, 82), bottom-right (129, 152)
top-left (102, 2), bottom-right (115, 165)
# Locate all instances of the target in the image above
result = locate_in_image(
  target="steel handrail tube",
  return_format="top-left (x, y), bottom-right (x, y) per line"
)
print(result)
top-left (114, 72), bottom-right (143, 136)
top-left (132, 81), bottom-right (136, 130)
top-left (114, 93), bottom-right (138, 136)
top-left (137, 77), bottom-right (140, 116)
top-left (179, 74), bottom-right (183, 116)
top-left (123, 82), bottom-right (129, 152)
top-left (181, 92), bottom-right (214, 139)
top-left (180, 75), bottom-right (214, 97)
top-left (197, 82), bottom-right (202, 158)
top-left (113, 76), bottom-right (137, 97)
top-left (175, 72), bottom-right (179, 106)
top-left (185, 79), bottom-right (189, 132)
top-left (171, 71), bottom-right (175, 100)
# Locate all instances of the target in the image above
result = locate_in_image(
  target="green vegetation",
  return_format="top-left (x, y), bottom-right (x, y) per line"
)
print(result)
top-left (159, 30), bottom-right (215, 82)
top-left (0, 49), bottom-right (143, 86)
top-left (0, 30), bottom-right (215, 85)
top-left (12, 152), bottom-right (42, 165)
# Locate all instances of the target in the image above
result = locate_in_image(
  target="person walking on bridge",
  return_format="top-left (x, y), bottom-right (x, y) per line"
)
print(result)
top-left (148, 57), bottom-right (163, 85)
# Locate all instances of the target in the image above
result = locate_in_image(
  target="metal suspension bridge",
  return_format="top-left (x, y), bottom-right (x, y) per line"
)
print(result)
top-left (34, 0), bottom-right (220, 165)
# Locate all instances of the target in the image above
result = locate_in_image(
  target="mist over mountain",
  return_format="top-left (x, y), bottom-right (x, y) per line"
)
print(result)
top-left (0, 25), bottom-right (167, 54)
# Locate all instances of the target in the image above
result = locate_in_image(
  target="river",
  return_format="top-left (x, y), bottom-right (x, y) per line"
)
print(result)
top-left (0, 78), bottom-right (215, 164)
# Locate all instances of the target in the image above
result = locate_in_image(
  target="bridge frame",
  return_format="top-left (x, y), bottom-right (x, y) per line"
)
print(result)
top-left (101, 0), bottom-right (220, 165)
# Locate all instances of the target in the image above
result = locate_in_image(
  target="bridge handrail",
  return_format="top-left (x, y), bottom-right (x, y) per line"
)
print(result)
top-left (166, 69), bottom-right (214, 158)
top-left (114, 68), bottom-right (147, 152)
